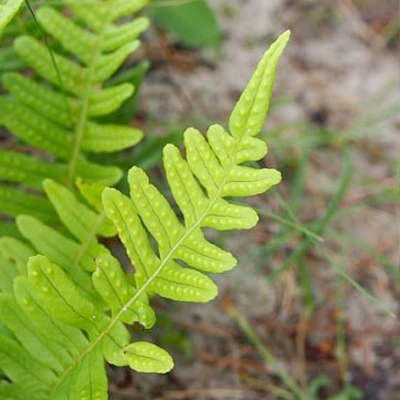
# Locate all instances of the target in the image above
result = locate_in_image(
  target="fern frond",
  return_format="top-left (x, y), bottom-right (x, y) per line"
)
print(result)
top-left (0, 0), bottom-right (148, 222)
top-left (0, 31), bottom-right (289, 399)
top-left (101, 31), bottom-right (289, 305)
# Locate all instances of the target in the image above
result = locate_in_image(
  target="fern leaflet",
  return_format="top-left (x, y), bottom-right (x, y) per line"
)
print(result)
top-left (0, 0), bottom-right (24, 37)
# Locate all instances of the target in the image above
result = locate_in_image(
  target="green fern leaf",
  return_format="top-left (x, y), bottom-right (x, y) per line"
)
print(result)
top-left (81, 123), bottom-right (142, 153)
top-left (43, 179), bottom-right (116, 240)
top-left (0, 222), bottom-right (19, 238)
top-left (64, 0), bottom-right (110, 32)
top-left (0, 149), bottom-right (67, 189)
top-left (112, 0), bottom-right (149, 20)
top-left (163, 142), bottom-right (258, 230)
top-left (125, 341), bottom-right (174, 373)
top-left (0, 97), bottom-right (71, 159)
top-left (102, 187), bottom-right (219, 301)
top-left (74, 158), bottom-right (122, 186)
top-left (0, 0), bottom-right (24, 36)
top-left (0, 333), bottom-right (57, 390)
top-left (15, 36), bottom-right (84, 95)
top-left (0, 236), bottom-right (34, 274)
top-left (229, 30), bottom-right (290, 137)
top-left (0, 382), bottom-right (44, 400)
top-left (13, 276), bottom-right (88, 358)
top-left (94, 253), bottom-right (156, 327)
top-left (70, 347), bottom-right (107, 400)
top-left (36, 7), bottom-right (98, 65)
top-left (7, 275), bottom-right (99, 399)
top-left (26, 254), bottom-right (173, 377)
top-left (103, 17), bottom-right (149, 52)
top-left (76, 178), bottom-right (109, 213)
top-left (0, 177), bottom-right (118, 308)
top-left (28, 255), bottom-right (102, 330)
top-left (0, 30), bottom-right (289, 399)
top-left (16, 215), bottom-right (97, 274)
top-left (2, 72), bottom-right (75, 127)
top-left (0, 253), bottom-right (17, 292)
top-left (88, 83), bottom-right (135, 117)
top-left (0, 293), bottom-right (65, 374)
top-left (0, 185), bottom-right (58, 223)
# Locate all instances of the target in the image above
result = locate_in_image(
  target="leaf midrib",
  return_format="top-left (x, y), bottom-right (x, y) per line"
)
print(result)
top-left (66, 3), bottom-right (112, 185)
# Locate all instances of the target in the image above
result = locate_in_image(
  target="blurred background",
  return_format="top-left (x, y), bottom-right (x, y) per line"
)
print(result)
top-left (109, 0), bottom-right (399, 399)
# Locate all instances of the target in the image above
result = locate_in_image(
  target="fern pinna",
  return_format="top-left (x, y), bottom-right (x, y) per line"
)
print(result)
top-left (0, 0), bottom-right (148, 231)
top-left (0, 30), bottom-right (290, 399)
top-left (0, 0), bottom-right (24, 37)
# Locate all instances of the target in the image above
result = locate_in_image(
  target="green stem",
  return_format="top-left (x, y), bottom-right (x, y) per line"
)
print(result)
top-left (318, 248), bottom-right (396, 318)
top-left (335, 262), bottom-right (348, 381)
top-left (228, 306), bottom-right (306, 400)
top-left (266, 150), bottom-right (352, 284)
top-left (255, 206), bottom-right (323, 243)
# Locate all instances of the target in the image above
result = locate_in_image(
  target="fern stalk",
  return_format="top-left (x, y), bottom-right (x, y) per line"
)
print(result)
top-left (67, 0), bottom-right (117, 185)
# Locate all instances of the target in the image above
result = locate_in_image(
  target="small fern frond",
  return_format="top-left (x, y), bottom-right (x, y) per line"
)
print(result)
top-left (0, 0), bottom-right (148, 224)
top-left (0, 31), bottom-right (289, 399)
top-left (101, 31), bottom-right (289, 304)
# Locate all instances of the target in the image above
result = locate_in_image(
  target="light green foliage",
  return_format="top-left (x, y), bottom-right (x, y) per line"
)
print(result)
top-left (0, 252), bottom-right (17, 292)
top-left (43, 179), bottom-right (116, 240)
top-left (8, 179), bottom-right (121, 306)
top-left (94, 253), bottom-right (156, 327)
top-left (229, 31), bottom-right (289, 138)
top-left (0, 149), bottom-right (67, 190)
top-left (0, 236), bottom-right (34, 275)
top-left (0, 184), bottom-right (58, 223)
top-left (0, 0), bottom-right (24, 37)
top-left (0, 0), bottom-right (148, 225)
top-left (0, 24), bottom-right (290, 400)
